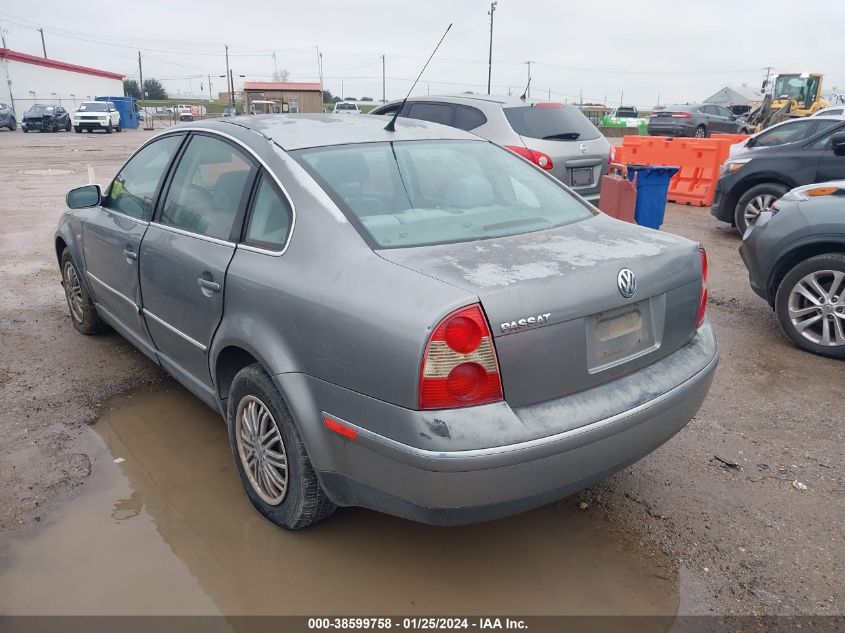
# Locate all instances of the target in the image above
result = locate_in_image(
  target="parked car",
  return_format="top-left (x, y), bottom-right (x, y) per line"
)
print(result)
top-left (0, 102), bottom-right (16, 130)
top-left (56, 115), bottom-right (717, 529)
top-left (712, 119), bottom-right (845, 233)
top-left (223, 106), bottom-right (238, 117)
top-left (21, 104), bottom-right (71, 133)
top-left (72, 101), bottom-right (122, 134)
top-left (647, 103), bottom-right (750, 138)
top-left (728, 117), bottom-right (844, 158)
top-left (601, 106), bottom-right (647, 129)
top-left (370, 95), bottom-right (612, 203)
top-left (740, 181), bottom-right (845, 358)
top-left (333, 102), bottom-right (359, 114)
top-left (812, 106), bottom-right (845, 118)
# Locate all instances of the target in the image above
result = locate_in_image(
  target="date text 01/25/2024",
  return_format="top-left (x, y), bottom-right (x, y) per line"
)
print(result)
top-left (307, 617), bottom-right (528, 630)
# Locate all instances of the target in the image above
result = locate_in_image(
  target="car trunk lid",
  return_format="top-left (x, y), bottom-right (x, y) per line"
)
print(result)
top-left (378, 214), bottom-right (703, 407)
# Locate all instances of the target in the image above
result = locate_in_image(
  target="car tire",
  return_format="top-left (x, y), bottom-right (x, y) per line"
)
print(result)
top-left (774, 253), bottom-right (845, 359)
top-left (74, 127), bottom-right (81, 133)
top-left (60, 248), bottom-right (107, 335)
top-left (22, 127), bottom-right (28, 133)
top-left (734, 183), bottom-right (788, 235)
top-left (106, 122), bottom-right (113, 134)
top-left (65, 120), bottom-right (71, 131)
top-left (51, 122), bottom-right (58, 133)
top-left (227, 364), bottom-right (336, 530)
top-left (9, 118), bottom-right (15, 131)
top-left (693, 125), bottom-right (707, 138)
top-left (116, 121), bottom-right (122, 132)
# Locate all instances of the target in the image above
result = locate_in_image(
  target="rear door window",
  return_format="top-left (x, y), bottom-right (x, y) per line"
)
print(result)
top-left (244, 175), bottom-right (293, 251)
top-left (455, 105), bottom-right (487, 130)
top-left (405, 102), bottom-right (453, 126)
top-left (159, 135), bottom-right (255, 241)
top-left (504, 104), bottom-right (600, 141)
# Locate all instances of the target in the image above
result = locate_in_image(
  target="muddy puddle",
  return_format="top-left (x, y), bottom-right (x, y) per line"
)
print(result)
top-left (0, 383), bottom-right (680, 616)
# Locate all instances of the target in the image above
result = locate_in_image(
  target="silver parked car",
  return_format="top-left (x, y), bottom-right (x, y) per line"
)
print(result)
top-left (56, 115), bottom-right (718, 529)
top-left (370, 95), bottom-right (611, 203)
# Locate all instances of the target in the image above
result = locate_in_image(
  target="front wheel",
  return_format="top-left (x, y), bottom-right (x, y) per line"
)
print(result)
top-left (60, 249), bottom-right (106, 335)
top-left (106, 122), bottom-right (113, 134)
top-left (694, 125), bottom-right (707, 138)
top-left (65, 120), bottom-right (71, 131)
top-left (227, 364), bottom-right (336, 530)
top-left (74, 126), bottom-right (81, 133)
top-left (734, 183), bottom-right (788, 235)
top-left (8, 118), bottom-right (15, 131)
top-left (775, 254), bottom-right (845, 359)
top-left (116, 121), bottom-right (122, 132)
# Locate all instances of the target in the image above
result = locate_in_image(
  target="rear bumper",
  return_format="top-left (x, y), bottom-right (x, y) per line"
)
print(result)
top-left (647, 122), bottom-right (696, 137)
top-left (277, 322), bottom-right (718, 525)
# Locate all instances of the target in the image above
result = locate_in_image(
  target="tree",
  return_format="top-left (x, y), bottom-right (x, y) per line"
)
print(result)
top-left (322, 89), bottom-right (335, 103)
top-left (123, 79), bottom-right (141, 100)
top-left (360, 96), bottom-right (373, 102)
top-left (143, 78), bottom-right (168, 100)
top-left (273, 68), bottom-right (290, 83)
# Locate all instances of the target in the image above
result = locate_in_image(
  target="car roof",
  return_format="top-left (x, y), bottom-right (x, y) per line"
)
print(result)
top-left (205, 113), bottom-right (480, 150)
top-left (376, 94), bottom-right (572, 109)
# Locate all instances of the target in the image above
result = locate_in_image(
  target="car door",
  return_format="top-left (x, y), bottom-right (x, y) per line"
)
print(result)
top-left (810, 124), bottom-right (845, 182)
top-left (713, 105), bottom-right (736, 132)
top-left (702, 105), bottom-right (725, 132)
top-left (139, 132), bottom-right (257, 403)
top-left (81, 134), bottom-right (185, 358)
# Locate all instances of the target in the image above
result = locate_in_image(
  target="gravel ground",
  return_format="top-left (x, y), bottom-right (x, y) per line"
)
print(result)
top-left (0, 126), bottom-right (841, 615)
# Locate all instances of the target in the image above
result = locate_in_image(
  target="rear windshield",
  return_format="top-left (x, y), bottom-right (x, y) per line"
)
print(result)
top-left (336, 103), bottom-right (357, 110)
top-left (504, 104), bottom-right (600, 141)
top-left (294, 140), bottom-right (594, 249)
top-left (615, 108), bottom-right (638, 118)
top-left (78, 103), bottom-right (109, 112)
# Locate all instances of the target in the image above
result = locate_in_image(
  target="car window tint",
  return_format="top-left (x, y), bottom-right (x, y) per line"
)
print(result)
top-left (504, 104), bottom-right (600, 141)
top-left (405, 102), bottom-right (453, 126)
top-left (245, 176), bottom-right (292, 250)
top-left (806, 124), bottom-right (845, 150)
top-left (104, 135), bottom-right (183, 220)
top-left (455, 105), bottom-right (487, 130)
top-left (160, 135), bottom-right (253, 240)
top-left (753, 120), bottom-right (816, 147)
top-left (295, 140), bottom-right (594, 249)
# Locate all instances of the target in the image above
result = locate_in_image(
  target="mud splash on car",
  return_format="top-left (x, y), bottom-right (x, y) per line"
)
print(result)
top-left (0, 383), bottom-right (680, 615)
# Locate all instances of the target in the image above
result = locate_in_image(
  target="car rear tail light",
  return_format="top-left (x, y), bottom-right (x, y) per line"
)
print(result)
top-left (419, 304), bottom-right (503, 410)
top-left (506, 145), bottom-right (554, 170)
top-left (608, 146), bottom-right (616, 165)
top-left (671, 112), bottom-right (692, 119)
top-left (696, 247), bottom-right (708, 328)
top-left (535, 102), bottom-right (564, 109)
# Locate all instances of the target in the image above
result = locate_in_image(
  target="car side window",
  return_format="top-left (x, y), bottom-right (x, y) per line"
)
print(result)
top-left (806, 125), bottom-right (845, 150)
top-left (716, 106), bottom-right (732, 118)
top-left (405, 102), bottom-right (453, 126)
top-left (754, 120), bottom-right (814, 147)
top-left (701, 105), bottom-right (716, 115)
top-left (455, 105), bottom-right (487, 131)
top-left (104, 135), bottom-right (184, 220)
top-left (160, 135), bottom-right (254, 241)
top-left (244, 175), bottom-right (293, 251)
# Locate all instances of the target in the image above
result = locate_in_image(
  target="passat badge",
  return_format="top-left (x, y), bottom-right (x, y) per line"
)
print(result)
top-left (617, 268), bottom-right (636, 298)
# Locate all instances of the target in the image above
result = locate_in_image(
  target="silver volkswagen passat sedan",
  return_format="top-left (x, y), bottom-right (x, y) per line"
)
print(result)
top-left (56, 114), bottom-right (718, 529)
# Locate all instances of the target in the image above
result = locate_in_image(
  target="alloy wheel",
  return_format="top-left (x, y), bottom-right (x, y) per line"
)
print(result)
top-left (788, 270), bottom-right (845, 347)
top-left (63, 261), bottom-right (84, 323)
top-left (743, 194), bottom-right (776, 227)
top-left (235, 395), bottom-right (288, 505)
top-left (694, 127), bottom-right (706, 138)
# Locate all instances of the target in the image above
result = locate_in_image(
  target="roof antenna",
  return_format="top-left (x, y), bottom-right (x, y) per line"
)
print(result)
top-left (385, 23), bottom-right (452, 132)
top-left (519, 77), bottom-right (531, 101)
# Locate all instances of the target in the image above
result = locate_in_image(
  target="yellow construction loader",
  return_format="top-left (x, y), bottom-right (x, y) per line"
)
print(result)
top-left (746, 72), bottom-right (828, 132)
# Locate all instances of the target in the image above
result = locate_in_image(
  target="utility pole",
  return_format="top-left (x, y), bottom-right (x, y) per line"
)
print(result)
top-left (525, 61), bottom-right (533, 98)
top-left (548, 86), bottom-right (551, 100)
top-left (2, 27), bottom-right (15, 115)
top-left (137, 51), bottom-right (144, 105)
top-left (207, 74), bottom-right (212, 101)
top-left (341, 79), bottom-right (344, 101)
top-left (224, 44), bottom-right (232, 106)
top-left (229, 69), bottom-right (235, 106)
top-left (382, 54), bottom-right (386, 103)
top-left (486, 1), bottom-right (497, 95)
top-left (38, 28), bottom-right (47, 58)
top-left (579, 88), bottom-right (583, 111)
top-left (317, 47), bottom-right (323, 96)
top-left (762, 66), bottom-right (773, 93)
top-left (272, 51), bottom-right (278, 80)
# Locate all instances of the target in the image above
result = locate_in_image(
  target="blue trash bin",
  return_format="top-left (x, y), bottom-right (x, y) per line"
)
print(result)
top-left (625, 165), bottom-right (680, 230)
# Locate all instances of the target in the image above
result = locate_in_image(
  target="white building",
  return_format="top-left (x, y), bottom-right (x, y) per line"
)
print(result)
top-left (704, 84), bottom-right (763, 114)
top-left (1, 48), bottom-right (124, 115)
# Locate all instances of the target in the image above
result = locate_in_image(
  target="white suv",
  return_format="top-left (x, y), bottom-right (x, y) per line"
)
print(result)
top-left (333, 102), bottom-right (359, 114)
top-left (73, 101), bottom-right (121, 133)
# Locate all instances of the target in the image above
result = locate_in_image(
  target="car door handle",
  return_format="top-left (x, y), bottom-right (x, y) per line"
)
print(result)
top-left (198, 278), bottom-right (221, 293)
top-left (123, 248), bottom-right (137, 261)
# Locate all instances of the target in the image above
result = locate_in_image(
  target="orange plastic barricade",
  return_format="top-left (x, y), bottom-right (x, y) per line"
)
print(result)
top-left (598, 164), bottom-right (637, 223)
top-left (613, 134), bottom-right (748, 207)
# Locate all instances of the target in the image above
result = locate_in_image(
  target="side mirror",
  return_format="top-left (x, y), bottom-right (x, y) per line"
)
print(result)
top-left (66, 184), bottom-right (102, 209)
top-left (831, 133), bottom-right (845, 157)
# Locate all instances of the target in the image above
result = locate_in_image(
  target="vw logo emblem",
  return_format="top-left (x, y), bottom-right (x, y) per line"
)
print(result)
top-left (617, 268), bottom-right (637, 298)
top-left (579, 142), bottom-right (588, 154)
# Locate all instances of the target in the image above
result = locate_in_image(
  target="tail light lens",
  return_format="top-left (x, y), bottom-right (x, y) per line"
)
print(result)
top-left (696, 247), bottom-right (708, 328)
top-left (671, 112), bottom-right (692, 119)
top-left (419, 304), bottom-right (503, 410)
top-left (608, 146), bottom-right (616, 165)
top-left (506, 145), bottom-right (554, 170)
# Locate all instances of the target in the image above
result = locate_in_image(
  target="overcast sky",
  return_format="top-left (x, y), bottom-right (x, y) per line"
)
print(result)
top-left (2, 1), bottom-right (843, 106)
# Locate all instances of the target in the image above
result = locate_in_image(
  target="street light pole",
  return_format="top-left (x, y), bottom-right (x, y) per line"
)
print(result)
top-left (382, 54), bottom-right (386, 103)
top-left (224, 44), bottom-right (232, 106)
top-left (487, 1), bottom-right (497, 95)
top-left (525, 60), bottom-right (532, 98)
